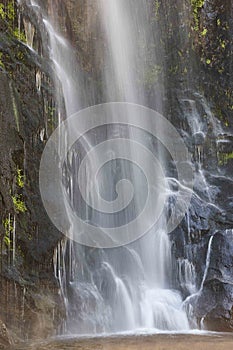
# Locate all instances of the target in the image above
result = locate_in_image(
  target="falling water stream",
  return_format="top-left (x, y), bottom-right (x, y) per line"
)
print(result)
top-left (29, 0), bottom-right (194, 335)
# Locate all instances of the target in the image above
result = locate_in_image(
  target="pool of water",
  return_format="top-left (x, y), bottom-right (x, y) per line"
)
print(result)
top-left (14, 332), bottom-right (233, 350)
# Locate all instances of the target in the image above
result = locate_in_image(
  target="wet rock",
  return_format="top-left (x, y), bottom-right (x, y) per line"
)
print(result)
top-left (0, 5), bottom-right (63, 342)
top-left (194, 231), bottom-right (233, 331)
top-left (0, 320), bottom-right (11, 349)
top-left (193, 132), bottom-right (205, 146)
top-left (0, 0), bottom-right (232, 336)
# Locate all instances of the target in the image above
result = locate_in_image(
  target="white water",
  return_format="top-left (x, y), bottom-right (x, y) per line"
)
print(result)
top-left (177, 258), bottom-right (196, 295)
top-left (29, 0), bottom-right (192, 334)
top-left (199, 235), bottom-right (214, 293)
top-left (183, 234), bottom-right (214, 325)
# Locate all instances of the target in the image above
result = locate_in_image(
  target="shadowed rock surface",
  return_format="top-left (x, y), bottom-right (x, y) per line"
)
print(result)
top-left (0, 0), bottom-right (233, 345)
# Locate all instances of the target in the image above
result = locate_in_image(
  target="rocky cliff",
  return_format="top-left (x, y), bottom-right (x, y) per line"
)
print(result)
top-left (0, 0), bottom-right (233, 346)
top-left (0, 1), bottom-right (64, 346)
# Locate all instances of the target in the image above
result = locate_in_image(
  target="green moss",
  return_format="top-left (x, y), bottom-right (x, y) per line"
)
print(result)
top-left (0, 1), bottom-right (14, 23)
top-left (220, 40), bottom-right (226, 49)
top-left (12, 28), bottom-right (26, 43)
top-left (2, 217), bottom-right (13, 246)
top-left (191, 0), bottom-right (205, 31)
top-left (47, 106), bottom-right (57, 132)
top-left (12, 194), bottom-right (27, 213)
top-left (0, 1), bottom-right (26, 43)
top-left (201, 28), bottom-right (207, 36)
top-left (218, 152), bottom-right (233, 166)
top-left (7, 0), bottom-right (15, 22)
top-left (154, 0), bottom-right (160, 17)
top-left (0, 52), bottom-right (5, 69)
top-left (0, 4), bottom-right (6, 19)
top-left (169, 65), bottom-right (178, 75)
top-left (16, 168), bottom-right (25, 188)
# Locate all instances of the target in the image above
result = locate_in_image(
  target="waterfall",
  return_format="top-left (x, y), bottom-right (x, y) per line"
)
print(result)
top-left (30, 0), bottom-right (192, 334)
top-left (199, 235), bottom-right (214, 293)
top-left (183, 234), bottom-right (214, 328)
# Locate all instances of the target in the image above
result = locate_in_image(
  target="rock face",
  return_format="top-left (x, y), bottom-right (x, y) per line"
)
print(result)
top-left (196, 231), bottom-right (233, 331)
top-left (0, 0), bottom-right (232, 340)
top-left (0, 1), bottom-right (64, 343)
top-left (0, 320), bottom-right (11, 349)
top-left (144, 0), bottom-right (233, 331)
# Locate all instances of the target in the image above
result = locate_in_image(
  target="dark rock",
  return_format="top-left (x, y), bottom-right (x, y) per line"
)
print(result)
top-left (194, 231), bottom-right (233, 331)
top-left (0, 4), bottom-right (63, 342)
top-left (0, 320), bottom-right (11, 349)
top-left (193, 132), bottom-right (205, 146)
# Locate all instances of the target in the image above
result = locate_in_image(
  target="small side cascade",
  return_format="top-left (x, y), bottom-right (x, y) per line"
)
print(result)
top-left (53, 241), bottom-right (67, 332)
top-left (39, 128), bottom-right (45, 142)
top-left (180, 99), bottom-right (202, 135)
top-left (199, 235), bottom-right (214, 293)
top-left (54, 239), bottom-right (69, 307)
top-left (2, 213), bottom-right (18, 268)
top-left (183, 234), bottom-right (215, 326)
top-left (200, 316), bottom-right (206, 330)
top-left (53, 237), bottom-right (77, 332)
top-left (193, 131), bottom-right (205, 164)
top-left (177, 258), bottom-right (196, 295)
top-left (12, 215), bottom-right (16, 266)
top-left (180, 99), bottom-right (207, 169)
top-left (36, 69), bottom-right (42, 92)
top-left (102, 262), bottom-right (136, 331)
top-left (185, 211), bottom-right (192, 243)
top-left (198, 235), bottom-right (214, 330)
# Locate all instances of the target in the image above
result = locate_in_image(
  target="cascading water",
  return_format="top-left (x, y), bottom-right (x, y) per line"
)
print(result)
top-left (30, 0), bottom-right (193, 334)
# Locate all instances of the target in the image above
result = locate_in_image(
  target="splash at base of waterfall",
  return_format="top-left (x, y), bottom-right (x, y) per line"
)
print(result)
top-left (58, 228), bottom-right (191, 335)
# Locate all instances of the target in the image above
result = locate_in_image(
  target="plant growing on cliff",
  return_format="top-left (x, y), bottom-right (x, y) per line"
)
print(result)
top-left (0, 1), bottom-right (14, 21)
top-left (154, 0), bottom-right (160, 18)
top-left (191, 0), bottom-right (204, 31)
top-left (12, 194), bottom-right (27, 213)
top-left (0, 1), bottom-right (26, 43)
top-left (2, 217), bottom-right (13, 246)
top-left (0, 4), bottom-right (5, 19)
top-left (16, 168), bottom-right (25, 188)
top-left (218, 152), bottom-right (233, 166)
top-left (0, 52), bottom-right (5, 69)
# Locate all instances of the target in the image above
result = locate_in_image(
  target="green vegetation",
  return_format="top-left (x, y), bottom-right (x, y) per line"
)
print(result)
top-left (0, 4), bottom-right (5, 19)
top-left (0, 1), bottom-right (26, 42)
top-left (0, 1), bottom-right (14, 21)
top-left (201, 28), bottom-right (207, 36)
top-left (218, 152), bottom-right (233, 166)
top-left (12, 194), bottom-right (27, 213)
top-left (16, 168), bottom-right (25, 188)
top-left (154, 0), bottom-right (160, 18)
top-left (2, 217), bottom-right (13, 246)
top-left (0, 52), bottom-right (4, 69)
top-left (13, 28), bottom-right (26, 42)
top-left (222, 152), bottom-right (233, 162)
top-left (191, 0), bottom-right (205, 31)
top-left (47, 106), bottom-right (57, 132)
